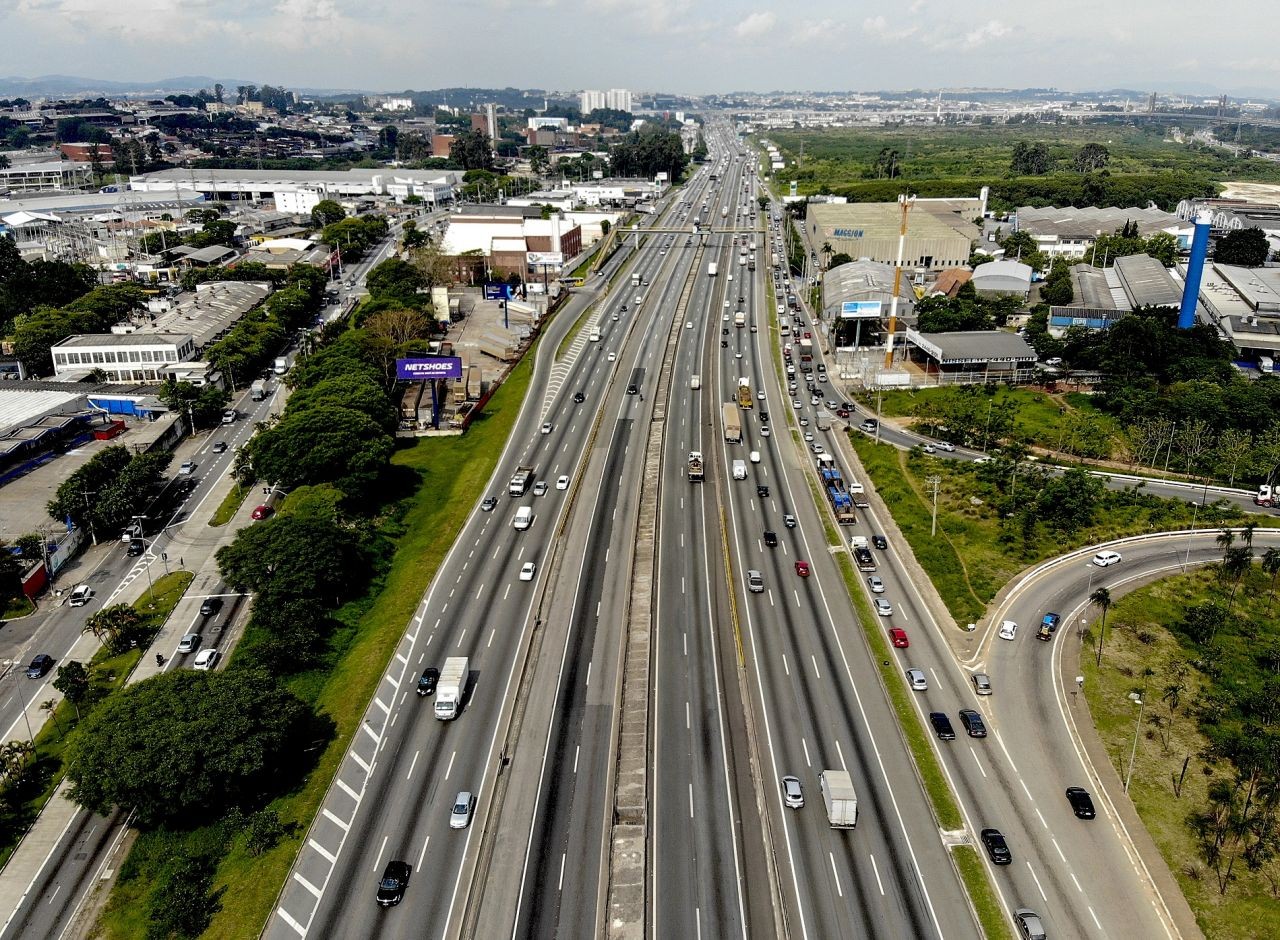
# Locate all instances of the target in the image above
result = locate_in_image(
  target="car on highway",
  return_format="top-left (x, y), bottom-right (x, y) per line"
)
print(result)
top-left (177, 633), bottom-right (201, 654)
top-left (973, 455), bottom-right (993, 464)
top-left (783, 514), bottom-right (796, 528)
top-left (416, 667), bottom-right (439, 696)
top-left (212, 440), bottom-right (227, 454)
top-left (1066, 786), bottom-right (1096, 819)
top-left (750, 450), bottom-right (761, 463)
top-left (251, 504), bottom-right (274, 520)
top-left (519, 561), bottom-right (537, 582)
top-left (1093, 549), bottom-right (1122, 567)
top-left (756, 484), bottom-right (770, 498)
top-left (25, 653), bottom-right (54, 678)
top-left (980, 828), bottom-right (1012, 865)
top-left (481, 497), bottom-right (498, 512)
top-left (221, 409), bottom-right (237, 425)
top-left (533, 481), bottom-right (548, 496)
top-left (781, 775), bottom-right (804, 809)
top-left (193, 648), bottom-right (220, 671)
top-left (376, 860), bottom-right (411, 907)
top-left (804, 432), bottom-right (814, 442)
top-left (686, 321), bottom-right (692, 329)
top-left (860, 419), bottom-right (878, 432)
top-left (541, 422), bottom-right (553, 434)
top-left (178, 460), bottom-right (196, 475)
top-left (959, 708), bottom-right (987, 738)
top-left (760, 426), bottom-right (770, 437)
top-left (810, 395), bottom-right (820, 405)
top-left (867, 575), bottom-right (885, 593)
top-left (764, 531), bottom-right (777, 547)
top-left (747, 570), bottom-right (764, 593)
top-left (759, 411), bottom-right (768, 422)
top-left (873, 598), bottom-right (893, 617)
top-left (450, 791), bottom-right (474, 829)
top-left (799, 417), bottom-right (808, 427)
top-left (1014, 909), bottom-right (1047, 940)
top-left (906, 668), bottom-right (928, 691)
top-left (972, 673), bottom-right (993, 695)
top-left (792, 399), bottom-right (802, 409)
top-left (608, 352), bottom-right (617, 362)
top-left (872, 534), bottom-right (888, 550)
top-left (795, 560), bottom-right (811, 577)
top-left (573, 391), bottom-right (585, 403)
top-left (200, 597), bottom-right (223, 618)
top-left (930, 712), bottom-right (956, 740)
top-left (889, 627), bottom-right (909, 648)
top-left (756, 390), bottom-right (765, 400)
top-left (998, 619), bottom-right (1018, 640)
top-left (69, 584), bottom-right (94, 607)
top-left (937, 441), bottom-right (956, 452)
top-left (127, 537), bottom-right (145, 556)
top-left (556, 475), bottom-right (569, 490)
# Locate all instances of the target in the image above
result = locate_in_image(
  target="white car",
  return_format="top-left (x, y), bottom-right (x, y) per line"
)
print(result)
top-left (177, 633), bottom-right (201, 654)
top-left (757, 391), bottom-right (765, 400)
top-left (686, 321), bottom-right (693, 329)
top-left (178, 460), bottom-right (196, 475)
top-left (874, 598), bottom-right (893, 617)
top-left (724, 300), bottom-right (730, 308)
top-left (519, 561), bottom-right (537, 581)
top-left (998, 620), bottom-right (1018, 640)
top-left (69, 584), bottom-right (94, 607)
top-left (937, 441), bottom-right (956, 452)
top-left (1093, 550), bottom-right (1122, 567)
top-left (541, 423), bottom-right (552, 435)
top-left (804, 432), bottom-right (814, 442)
top-left (760, 426), bottom-right (771, 437)
top-left (193, 648), bottom-right (220, 671)
top-left (608, 352), bottom-right (616, 362)
top-left (556, 475), bottom-right (569, 490)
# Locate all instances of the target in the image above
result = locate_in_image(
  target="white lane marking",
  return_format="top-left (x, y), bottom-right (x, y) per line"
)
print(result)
top-left (782, 653), bottom-right (790, 676)
top-left (1051, 837), bottom-right (1067, 863)
top-left (970, 747), bottom-right (988, 778)
top-left (930, 667), bottom-right (942, 688)
top-left (801, 736), bottom-right (811, 768)
top-left (835, 739), bottom-right (847, 773)
top-left (689, 783), bottom-right (695, 818)
top-left (585, 661), bottom-right (592, 687)
top-left (828, 852), bottom-right (843, 897)
top-left (869, 853), bottom-right (885, 895)
top-left (558, 854), bottom-right (567, 892)
top-left (292, 871), bottom-right (322, 899)
top-left (322, 808), bottom-right (350, 832)
top-left (810, 655), bottom-right (821, 680)
top-left (573, 745), bottom-right (580, 774)
top-left (406, 750), bottom-right (420, 781)
top-left (444, 750), bottom-right (456, 780)
top-left (1089, 907), bottom-right (1102, 929)
top-left (1027, 861), bottom-right (1048, 901)
top-left (417, 835), bottom-right (431, 872)
top-left (686, 701), bottom-right (691, 730)
top-left (372, 834), bottom-right (388, 870)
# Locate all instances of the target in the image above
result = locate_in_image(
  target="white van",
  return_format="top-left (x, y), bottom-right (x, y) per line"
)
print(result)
top-left (750, 450), bottom-right (761, 463)
top-left (513, 506), bottom-right (533, 530)
top-left (732, 459), bottom-right (747, 480)
top-left (589, 331), bottom-right (601, 342)
top-left (690, 374), bottom-right (701, 390)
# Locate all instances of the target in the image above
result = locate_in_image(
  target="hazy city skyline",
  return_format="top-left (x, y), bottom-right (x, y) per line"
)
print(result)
top-left (1, 0), bottom-right (1277, 98)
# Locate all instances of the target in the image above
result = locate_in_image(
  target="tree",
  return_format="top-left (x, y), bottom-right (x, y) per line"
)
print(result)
top-left (829, 252), bottom-right (853, 267)
top-left (246, 406), bottom-right (394, 498)
top-left (83, 603), bottom-right (145, 655)
top-left (450, 129), bottom-right (494, 171)
top-left (364, 257), bottom-right (427, 304)
top-left (65, 669), bottom-right (314, 827)
top-left (214, 83), bottom-right (224, 103)
top-left (216, 513), bottom-right (365, 604)
top-left (146, 856), bottom-right (222, 940)
top-left (527, 145), bottom-right (549, 175)
top-left (1092, 587), bottom-right (1113, 667)
top-left (156, 379), bottom-right (230, 430)
top-left (1262, 547), bottom-right (1280, 612)
top-left (1216, 528), bottom-right (1236, 566)
top-left (1214, 227), bottom-right (1270, 267)
top-left (1010, 141), bottom-right (1051, 175)
top-left (311, 199), bottom-right (346, 228)
top-left (285, 373), bottom-right (398, 433)
top-left (53, 661), bottom-right (90, 720)
top-left (1074, 143), bottom-right (1110, 172)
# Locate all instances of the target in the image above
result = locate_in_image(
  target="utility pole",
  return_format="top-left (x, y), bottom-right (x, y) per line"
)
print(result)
top-left (927, 475), bottom-right (942, 537)
top-left (883, 194), bottom-right (915, 369)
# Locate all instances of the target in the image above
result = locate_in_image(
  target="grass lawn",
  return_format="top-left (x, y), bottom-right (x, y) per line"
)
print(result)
top-left (1081, 566), bottom-right (1280, 939)
top-left (183, 340), bottom-right (538, 939)
top-left (848, 433), bottom-right (1261, 627)
top-left (2, 595), bottom-right (36, 620)
top-left (0, 571), bottom-right (191, 870)
top-left (209, 482), bottom-right (251, 527)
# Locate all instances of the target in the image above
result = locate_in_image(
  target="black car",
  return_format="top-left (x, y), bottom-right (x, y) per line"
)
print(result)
top-left (929, 712), bottom-right (955, 740)
top-left (199, 597), bottom-right (223, 618)
top-left (25, 653), bottom-right (54, 679)
top-left (376, 860), bottom-right (411, 907)
top-left (756, 485), bottom-right (770, 498)
top-left (573, 391), bottom-right (585, 403)
top-left (980, 828), bottom-right (1012, 865)
top-left (764, 531), bottom-right (778, 547)
top-left (1065, 786), bottom-right (1096, 819)
top-left (627, 384), bottom-right (638, 395)
top-left (127, 537), bottom-right (145, 556)
top-left (872, 534), bottom-right (888, 551)
top-left (416, 667), bottom-right (440, 697)
top-left (959, 708), bottom-right (987, 738)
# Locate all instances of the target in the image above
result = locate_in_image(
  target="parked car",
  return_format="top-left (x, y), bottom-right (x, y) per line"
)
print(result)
top-left (251, 504), bottom-right (274, 520)
top-left (25, 654), bottom-right (54, 679)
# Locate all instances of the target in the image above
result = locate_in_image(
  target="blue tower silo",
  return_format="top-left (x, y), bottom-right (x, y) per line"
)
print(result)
top-left (1178, 209), bottom-right (1213, 330)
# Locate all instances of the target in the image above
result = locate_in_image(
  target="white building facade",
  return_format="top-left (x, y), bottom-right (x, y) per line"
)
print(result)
top-left (50, 333), bottom-right (196, 383)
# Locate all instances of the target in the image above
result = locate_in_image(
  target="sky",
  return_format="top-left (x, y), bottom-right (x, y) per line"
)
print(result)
top-left (1, 0), bottom-right (1277, 97)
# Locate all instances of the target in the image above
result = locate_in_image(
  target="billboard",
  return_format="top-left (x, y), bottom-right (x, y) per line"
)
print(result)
top-left (483, 282), bottom-right (514, 300)
top-left (840, 301), bottom-right (882, 319)
top-left (526, 251), bottom-right (564, 266)
top-left (396, 357), bottom-right (463, 381)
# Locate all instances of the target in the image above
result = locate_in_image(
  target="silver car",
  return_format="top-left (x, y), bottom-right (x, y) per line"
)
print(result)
top-left (747, 570), bottom-right (764, 593)
top-left (874, 597), bottom-right (893, 617)
top-left (781, 775), bottom-right (804, 809)
top-left (867, 575), bottom-right (885, 594)
top-left (450, 791), bottom-right (474, 829)
top-left (906, 668), bottom-right (928, 691)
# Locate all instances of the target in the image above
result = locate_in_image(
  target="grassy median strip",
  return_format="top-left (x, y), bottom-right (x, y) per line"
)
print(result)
top-left (0, 570), bottom-right (192, 871)
top-left (208, 482), bottom-right (251, 527)
top-left (195, 341), bottom-right (538, 938)
top-left (953, 844), bottom-right (1013, 940)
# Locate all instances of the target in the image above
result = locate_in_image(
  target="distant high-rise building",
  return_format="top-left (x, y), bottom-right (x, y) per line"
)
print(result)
top-left (485, 102), bottom-right (498, 141)
top-left (580, 89), bottom-right (631, 115)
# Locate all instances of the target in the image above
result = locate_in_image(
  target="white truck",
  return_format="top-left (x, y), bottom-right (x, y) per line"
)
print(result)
top-left (708, 262), bottom-right (718, 277)
top-left (509, 466), bottom-right (534, 496)
top-left (513, 506), bottom-right (533, 530)
top-left (272, 356), bottom-right (289, 376)
top-left (732, 459), bottom-right (747, 480)
top-left (434, 657), bottom-right (469, 720)
top-left (820, 769), bottom-right (858, 828)
top-left (250, 379), bottom-right (267, 402)
top-left (690, 374), bottom-right (701, 390)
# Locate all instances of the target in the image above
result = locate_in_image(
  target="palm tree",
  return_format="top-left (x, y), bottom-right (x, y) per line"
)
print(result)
top-left (1092, 587), bottom-right (1113, 667)
top-left (1223, 546), bottom-right (1254, 612)
top-left (1241, 520), bottom-right (1258, 551)
top-left (40, 699), bottom-right (62, 736)
top-left (1262, 547), bottom-right (1280, 612)
top-left (82, 604), bottom-right (142, 653)
top-left (820, 241), bottom-right (833, 270)
top-left (1216, 528), bottom-right (1235, 569)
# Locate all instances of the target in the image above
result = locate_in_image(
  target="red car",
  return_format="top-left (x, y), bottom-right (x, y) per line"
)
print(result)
top-left (795, 560), bottom-right (811, 577)
top-left (889, 627), bottom-right (909, 648)
top-left (251, 504), bottom-right (275, 520)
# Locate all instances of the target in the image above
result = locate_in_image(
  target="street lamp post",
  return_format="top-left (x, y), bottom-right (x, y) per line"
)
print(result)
top-left (2, 661), bottom-right (38, 744)
top-left (1124, 693), bottom-right (1146, 792)
top-left (927, 475), bottom-right (942, 537)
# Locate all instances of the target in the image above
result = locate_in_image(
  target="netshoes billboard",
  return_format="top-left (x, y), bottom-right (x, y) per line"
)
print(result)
top-left (396, 357), bottom-right (463, 381)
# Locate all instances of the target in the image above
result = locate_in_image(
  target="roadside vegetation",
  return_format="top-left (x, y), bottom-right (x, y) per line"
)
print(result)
top-left (848, 434), bottom-right (1261, 625)
top-left (766, 123), bottom-right (1280, 211)
top-left (1082, 547), bottom-right (1280, 939)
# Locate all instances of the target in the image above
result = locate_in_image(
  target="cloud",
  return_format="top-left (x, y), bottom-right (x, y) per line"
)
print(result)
top-left (862, 15), bottom-right (917, 43)
top-left (789, 18), bottom-right (847, 47)
top-left (963, 19), bottom-right (1010, 48)
top-left (735, 10), bottom-right (776, 39)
